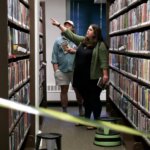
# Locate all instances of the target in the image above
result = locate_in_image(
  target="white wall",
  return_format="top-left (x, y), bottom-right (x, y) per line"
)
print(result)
top-left (45, 0), bottom-right (67, 101)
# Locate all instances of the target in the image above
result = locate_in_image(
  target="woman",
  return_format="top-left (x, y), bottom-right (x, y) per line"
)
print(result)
top-left (51, 18), bottom-right (109, 129)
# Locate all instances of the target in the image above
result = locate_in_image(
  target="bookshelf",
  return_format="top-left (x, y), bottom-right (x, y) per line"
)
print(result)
top-left (108, 0), bottom-right (150, 146)
top-left (0, 0), bottom-right (37, 149)
top-left (38, 0), bottom-right (47, 130)
top-left (39, 1), bottom-right (47, 108)
top-left (0, 0), bottom-right (9, 149)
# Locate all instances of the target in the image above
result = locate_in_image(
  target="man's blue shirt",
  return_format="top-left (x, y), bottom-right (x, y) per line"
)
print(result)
top-left (51, 36), bottom-right (76, 72)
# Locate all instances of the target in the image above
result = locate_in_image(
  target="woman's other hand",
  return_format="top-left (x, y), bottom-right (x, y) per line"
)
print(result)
top-left (102, 69), bottom-right (109, 84)
top-left (50, 18), bottom-right (67, 32)
top-left (103, 75), bottom-right (109, 84)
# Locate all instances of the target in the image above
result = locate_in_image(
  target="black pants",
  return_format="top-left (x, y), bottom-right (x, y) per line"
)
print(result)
top-left (77, 79), bottom-right (102, 120)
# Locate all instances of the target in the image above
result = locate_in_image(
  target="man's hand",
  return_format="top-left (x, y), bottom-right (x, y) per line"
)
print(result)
top-left (67, 48), bottom-right (76, 54)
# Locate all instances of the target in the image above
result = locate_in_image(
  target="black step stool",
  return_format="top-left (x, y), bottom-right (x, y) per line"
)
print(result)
top-left (36, 133), bottom-right (62, 150)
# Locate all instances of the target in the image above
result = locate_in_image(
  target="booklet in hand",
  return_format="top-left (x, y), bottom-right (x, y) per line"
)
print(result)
top-left (61, 41), bottom-right (70, 54)
top-left (97, 77), bottom-right (108, 89)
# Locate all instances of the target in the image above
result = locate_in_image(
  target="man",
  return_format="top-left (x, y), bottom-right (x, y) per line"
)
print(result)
top-left (51, 20), bottom-right (84, 115)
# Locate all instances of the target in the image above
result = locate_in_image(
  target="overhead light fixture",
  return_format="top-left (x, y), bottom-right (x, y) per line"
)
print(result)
top-left (99, 0), bottom-right (103, 28)
top-left (94, 0), bottom-right (106, 3)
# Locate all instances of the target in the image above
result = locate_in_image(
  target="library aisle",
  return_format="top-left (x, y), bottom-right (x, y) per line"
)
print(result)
top-left (40, 107), bottom-right (125, 150)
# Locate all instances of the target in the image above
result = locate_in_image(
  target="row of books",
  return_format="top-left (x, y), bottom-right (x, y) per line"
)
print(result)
top-left (110, 54), bottom-right (150, 81)
top-left (9, 113), bottom-right (30, 150)
top-left (109, 54), bottom-right (137, 76)
top-left (138, 58), bottom-right (150, 82)
top-left (110, 69), bottom-right (150, 112)
top-left (110, 30), bottom-right (150, 52)
top-left (110, 85), bottom-right (150, 135)
top-left (119, 75), bottom-right (138, 103)
top-left (109, 69), bottom-right (137, 100)
top-left (8, 0), bottom-right (30, 28)
top-left (109, 53), bottom-right (119, 68)
top-left (138, 85), bottom-right (150, 112)
top-left (8, 27), bottom-right (30, 56)
top-left (109, 69), bottom-right (120, 87)
top-left (110, 1), bottom-right (150, 32)
top-left (109, 0), bottom-right (128, 17)
top-left (118, 55), bottom-right (137, 76)
top-left (8, 59), bottom-right (30, 93)
top-left (109, 0), bottom-right (139, 17)
top-left (9, 83), bottom-right (30, 128)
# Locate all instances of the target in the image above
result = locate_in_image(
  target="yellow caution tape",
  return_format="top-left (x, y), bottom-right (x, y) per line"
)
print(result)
top-left (0, 98), bottom-right (149, 138)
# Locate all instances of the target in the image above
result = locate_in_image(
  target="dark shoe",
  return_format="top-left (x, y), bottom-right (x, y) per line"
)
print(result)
top-left (79, 105), bottom-right (84, 116)
top-left (62, 107), bottom-right (67, 112)
top-left (86, 126), bottom-right (97, 130)
top-left (75, 123), bottom-right (84, 126)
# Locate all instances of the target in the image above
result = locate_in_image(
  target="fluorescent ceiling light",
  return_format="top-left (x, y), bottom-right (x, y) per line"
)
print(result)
top-left (94, 0), bottom-right (106, 3)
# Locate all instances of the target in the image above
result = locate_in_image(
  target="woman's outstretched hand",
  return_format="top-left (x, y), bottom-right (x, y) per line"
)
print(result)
top-left (50, 18), bottom-right (67, 32)
top-left (50, 18), bottom-right (60, 26)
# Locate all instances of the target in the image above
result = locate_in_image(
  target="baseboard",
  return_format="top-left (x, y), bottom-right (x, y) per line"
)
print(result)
top-left (47, 86), bottom-right (106, 101)
top-left (47, 101), bottom-right (106, 107)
